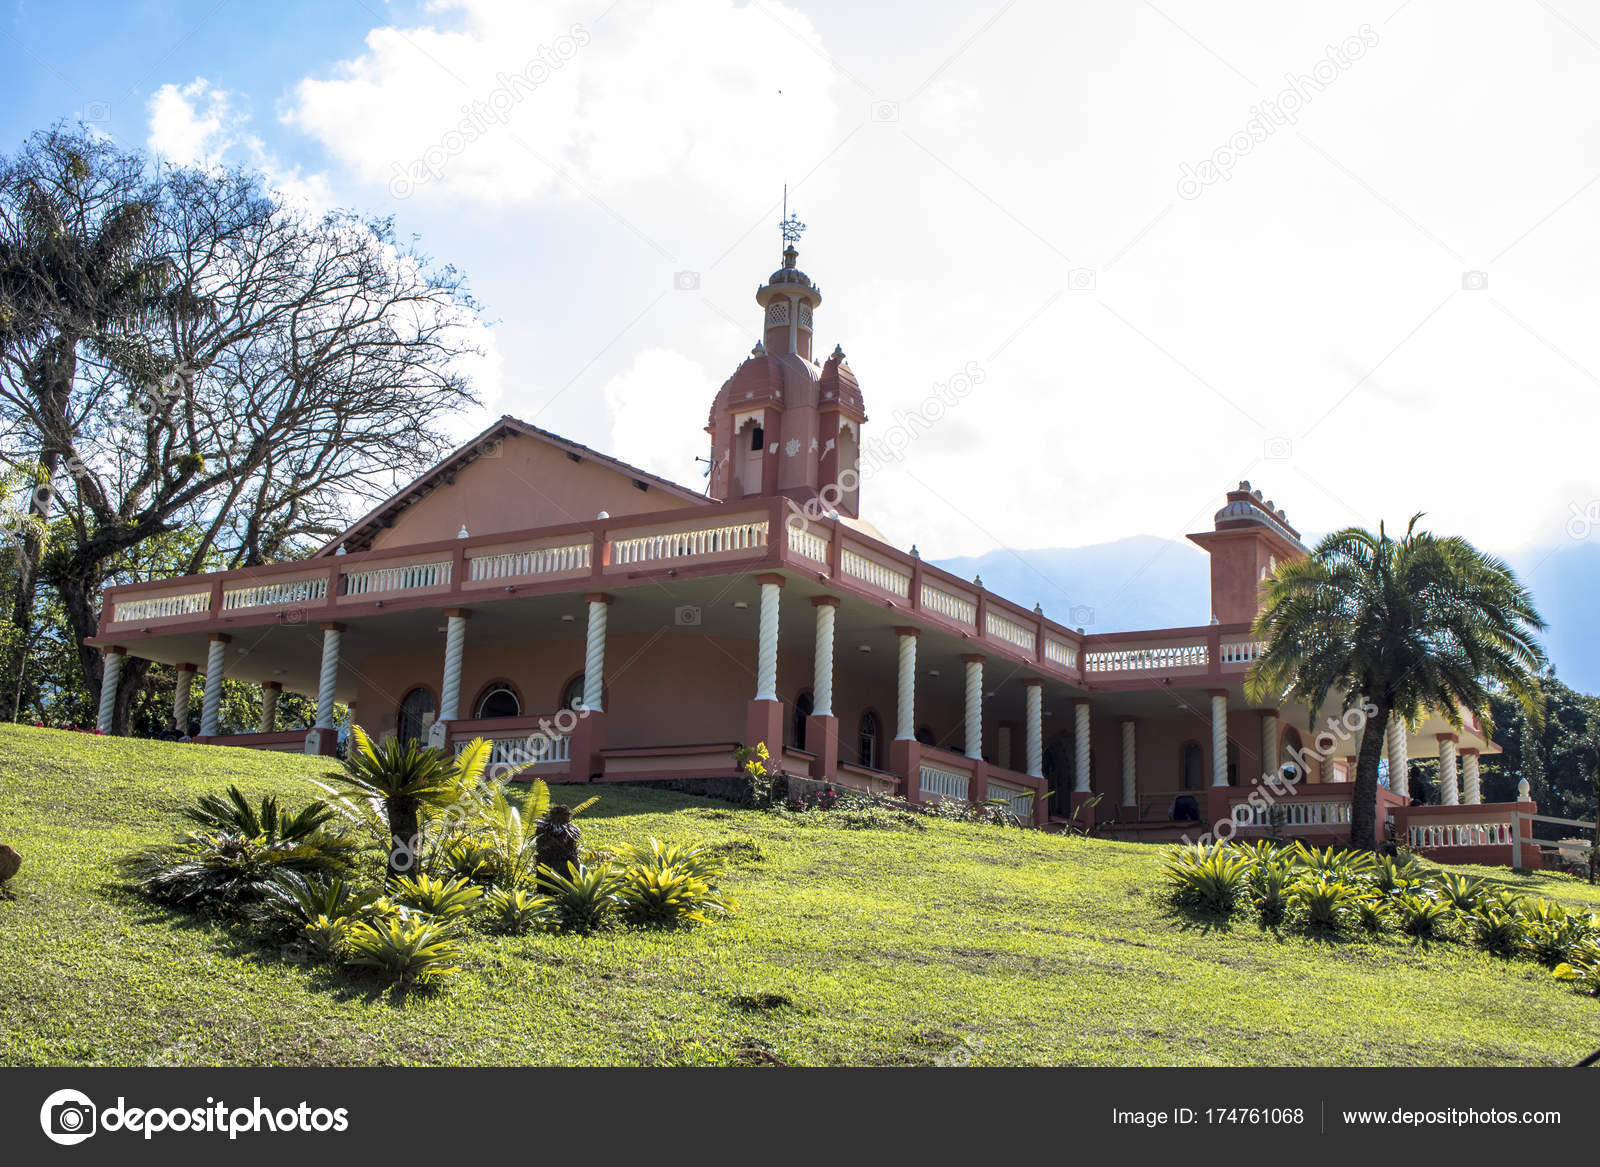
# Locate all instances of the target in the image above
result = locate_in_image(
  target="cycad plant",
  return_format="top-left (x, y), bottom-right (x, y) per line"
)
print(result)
top-left (328, 726), bottom-right (490, 880)
top-left (1247, 517), bottom-right (1545, 845)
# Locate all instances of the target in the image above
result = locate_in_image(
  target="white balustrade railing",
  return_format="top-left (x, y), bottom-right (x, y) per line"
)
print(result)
top-left (343, 560), bottom-right (452, 596)
top-left (920, 582), bottom-right (976, 626)
top-left (786, 525), bottom-right (830, 564)
top-left (222, 577), bottom-right (329, 610)
top-left (841, 548), bottom-right (911, 598)
top-left (113, 589), bottom-right (211, 623)
top-left (1220, 639), bottom-right (1266, 666)
top-left (610, 520), bottom-right (768, 565)
top-left (1044, 638), bottom-right (1078, 669)
top-left (919, 764), bottom-right (970, 802)
top-left (469, 542), bottom-right (591, 581)
top-left (455, 733), bottom-right (571, 768)
top-left (1082, 642), bottom-right (1208, 673)
top-left (988, 780), bottom-right (1034, 823)
top-left (1233, 799), bottom-right (1352, 828)
top-left (985, 610), bottom-right (1037, 652)
top-left (1408, 821), bottom-right (1515, 849)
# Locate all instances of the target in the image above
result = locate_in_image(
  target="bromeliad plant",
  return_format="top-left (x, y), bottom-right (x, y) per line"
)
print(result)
top-left (1161, 844), bottom-right (1251, 916)
top-left (1287, 873), bottom-right (1374, 935)
top-left (345, 915), bottom-right (465, 989)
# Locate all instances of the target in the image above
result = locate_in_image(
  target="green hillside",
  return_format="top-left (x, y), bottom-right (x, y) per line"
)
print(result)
top-left (1, 723), bottom-right (1596, 1066)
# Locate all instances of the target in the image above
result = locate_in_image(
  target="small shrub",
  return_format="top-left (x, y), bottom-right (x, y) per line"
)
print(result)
top-left (1249, 861), bottom-right (1292, 927)
top-left (345, 916), bottom-right (464, 988)
top-left (483, 886), bottom-right (557, 934)
top-left (263, 873), bottom-right (378, 931)
top-left (1288, 874), bottom-right (1372, 935)
top-left (1554, 940), bottom-right (1600, 996)
top-left (1161, 845), bottom-right (1250, 916)
top-left (1436, 873), bottom-right (1486, 912)
top-left (390, 873), bottom-right (483, 921)
top-left (297, 914), bottom-right (354, 962)
top-left (540, 862), bottom-right (622, 934)
top-left (734, 742), bottom-right (787, 809)
top-left (1395, 893), bottom-right (1452, 941)
top-left (1290, 842), bottom-right (1377, 879)
top-left (616, 862), bottom-right (738, 926)
top-left (1470, 903), bottom-right (1527, 957)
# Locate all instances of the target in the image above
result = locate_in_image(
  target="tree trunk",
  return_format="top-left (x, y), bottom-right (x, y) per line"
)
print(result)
top-left (387, 797), bottom-right (421, 883)
top-left (11, 338), bottom-right (77, 654)
top-left (1349, 701), bottom-right (1391, 849)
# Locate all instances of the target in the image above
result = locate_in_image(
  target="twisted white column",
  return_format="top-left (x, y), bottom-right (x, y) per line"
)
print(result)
top-left (96, 648), bottom-right (124, 733)
top-left (201, 637), bottom-right (228, 737)
top-left (1260, 711), bottom-right (1278, 782)
top-left (1462, 749), bottom-right (1481, 805)
top-left (439, 613), bottom-right (470, 721)
top-left (583, 597), bottom-right (609, 712)
top-left (755, 581), bottom-right (781, 701)
top-left (963, 657), bottom-right (983, 760)
top-left (1024, 682), bottom-right (1043, 779)
top-left (1387, 716), bottom-right (1409, 798)
top-left (1438, 736), bottom-right (1460, 805)
top-left (812, 601), bottom-right (836, 717)
top-left (1074, 700), bottom-right (1092, 792)
top-left (1210, 691), bottom-right (1229, 786)
top-left (1121, 719), bottom-right (1137, 807)
top-left (259, 684), bottom-right (279, 734)
top-left (315, 626), bottom-right (341, 730)
top-left (172, 664), bottom-right (194, 732)
top-left (895, 630), bottom-right (917, 740)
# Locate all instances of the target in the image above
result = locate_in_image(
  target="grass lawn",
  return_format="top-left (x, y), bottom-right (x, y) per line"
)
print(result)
top-left (1, 722), bottom-right (1597, 1067)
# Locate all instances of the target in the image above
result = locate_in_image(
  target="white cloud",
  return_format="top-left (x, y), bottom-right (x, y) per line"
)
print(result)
top-left (601, 347), bottom-right (714, 491)
top-left (147, 78), bottom-right (240, 165)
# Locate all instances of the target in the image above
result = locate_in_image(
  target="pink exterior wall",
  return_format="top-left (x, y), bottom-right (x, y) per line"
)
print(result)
top-left (367, 432), bottom-right (701, 553)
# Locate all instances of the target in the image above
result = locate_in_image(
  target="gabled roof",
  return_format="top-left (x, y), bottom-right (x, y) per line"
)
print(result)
top-left (314, 415), bottom-right (709, 556)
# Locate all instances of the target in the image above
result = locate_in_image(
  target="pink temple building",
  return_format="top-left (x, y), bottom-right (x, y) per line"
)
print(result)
top-left (86, 237), bottom-right (1539, 866)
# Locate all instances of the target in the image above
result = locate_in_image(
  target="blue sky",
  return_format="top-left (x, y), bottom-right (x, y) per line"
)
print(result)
top-left (4, 0), bottom-right (1598, 687)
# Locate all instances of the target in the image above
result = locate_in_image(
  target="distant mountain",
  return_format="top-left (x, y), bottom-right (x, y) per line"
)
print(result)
top-left (936, 537), bottom-right (1597, 694)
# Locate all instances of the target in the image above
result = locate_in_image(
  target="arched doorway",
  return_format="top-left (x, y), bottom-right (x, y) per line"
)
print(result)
top-left (474, 683), bottom-right (520, 719)
top-left (398, 687), bottom-right (436, 746)
top-left (1180, 741), bottom-right (1205, 790)
top-left (858, 710), bottom-right (881, 769)
top-left (791, 691), bottom-right (813, 750)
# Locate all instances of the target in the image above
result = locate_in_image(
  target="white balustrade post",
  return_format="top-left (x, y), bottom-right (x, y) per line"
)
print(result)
top-left (1121, 718), bottom-right (1137, 808)
top-left (259, 682), bottom-right (280, 734)
top-left (1387, 716), bottom-right (1409, 799)
top-left (582, 594), bottom-right (611, 712)
top-left (1259, 710), bottom-right (1278, 782)
top-left (963, 654), bottom-right (984, 760)
top-left (1462, 748), bottom-right (1481, 805)
top-left (894, 628), bottom-right (918, 740)
top-left (96, 647), bottom-right (125, 734)
top-left (438, 608), bottom-right (472, 722)
top-left (200, 634), bottom-right (229, 738)
top-left (1210, 689), bottom-right (1229, 787)
top-left (1074, 699), bottom-right (1092, 793)
top-left (1437, 734), bottom-right (1459, 805)
top-left (755, 579), bottom-right (782, 702)
top-left (811, 597), bottom-right (837, 717)
top-left (172, 663), bottom-right (195, 733)
top-left (316, 623), bottom-right (342, 730)
top-left (1024, 680), bottom-right (1043, 779)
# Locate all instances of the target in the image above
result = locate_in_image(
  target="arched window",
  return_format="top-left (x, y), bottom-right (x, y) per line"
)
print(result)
top-left (738, 419), bottom-right (764, 497)
top-left (1181, 741), bottom-right (1205, 790)
top-left (791, 691), bottom-right (813, 750)
top-left (474, 684), bottom-right (520, 719)
top-left (561, 674), bottom-right (585, 712)
top-left (750, 424), bottom-right (765, 451)
top-left (398, 687), bottom-right (436, 746)
top-left (835, 422), bottom-right (860, 515)
top-left (1227, 739), bottom-right (1241, 786)
top-left (1279, 727), bottom-right (1304, 782)
top-left (858, 711), bottom-right (881, 770)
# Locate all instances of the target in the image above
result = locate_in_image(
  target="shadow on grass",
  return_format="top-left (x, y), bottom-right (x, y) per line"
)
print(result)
top-left (1159, 900), bottom-right (1237, 935)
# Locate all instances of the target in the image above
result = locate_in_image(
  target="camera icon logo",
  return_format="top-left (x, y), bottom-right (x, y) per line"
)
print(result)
top-left (870, 100), bottom-right (900, 122)
top-left (1263, 436), bottom-right (1293, 460)
top-left (1068, 604), bottom-right (1096, 628)
top-left (81, 100), bottom-right (112, 123)
top-left (673, 270), bottom-right (700, 291)
top-left (1567, 500), bottom-right (1600, 540)
top-left (1461, 270), bottom-right (1488, 291)
top-left (283, 606), bottom-right (307, 625)
top-left (41, 1088), bottom-right (97, 1145)
top-left (1068, 268), bottom-right (1097, 291)
top-left (674, 604), bottom-right (702, 627)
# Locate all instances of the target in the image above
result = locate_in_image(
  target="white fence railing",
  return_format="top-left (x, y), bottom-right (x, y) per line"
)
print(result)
top-left (919, 764), bottom-right (971, 802)
top-left (343, 560), bottom-right (452, 596)
top-left (610, 520), bottom-right (768, 565)
top-left (455, 734), bottom-right (571, 769)
top-left (222, 577), bottom-right (329, 610)
top-left (113, 589), bottom-right (211, 623)
top-left (469, 542), bottom-right (591, 581)
top-left (1044, 637), bottom-right (1077, 669)
top-left (841, 548), bottom-right (911, 598)
top-left (1083, 643), bottom-right (1209, 673)
top-left (985, 610), bottom-right (1037, 653)
top-left (1408, 821), bottom-right (1515, 849)
top-left (920, 582), bottom-right (976, 626)
top-left (988, 781), bottom-right (1034, 823)
top-left (786, 525), bottom-right (829, 564)
top-left (1220, 639), bottom-right (1266, 666)
top-left (1231, 799), bottom-right (1352, 828)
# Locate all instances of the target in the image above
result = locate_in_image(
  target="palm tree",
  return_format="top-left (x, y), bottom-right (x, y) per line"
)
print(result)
top-left (329, 726), bottom-right (490, 881)
top-left (1246, 515), bottom-right (1546, 847)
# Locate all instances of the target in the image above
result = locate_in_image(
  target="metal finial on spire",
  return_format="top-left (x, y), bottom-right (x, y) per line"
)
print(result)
top-left (779, 183), bottom-right (806, 248)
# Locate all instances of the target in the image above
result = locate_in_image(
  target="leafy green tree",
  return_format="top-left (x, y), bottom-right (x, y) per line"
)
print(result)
top-left (1247, 516), bottom-right (1547, 846)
